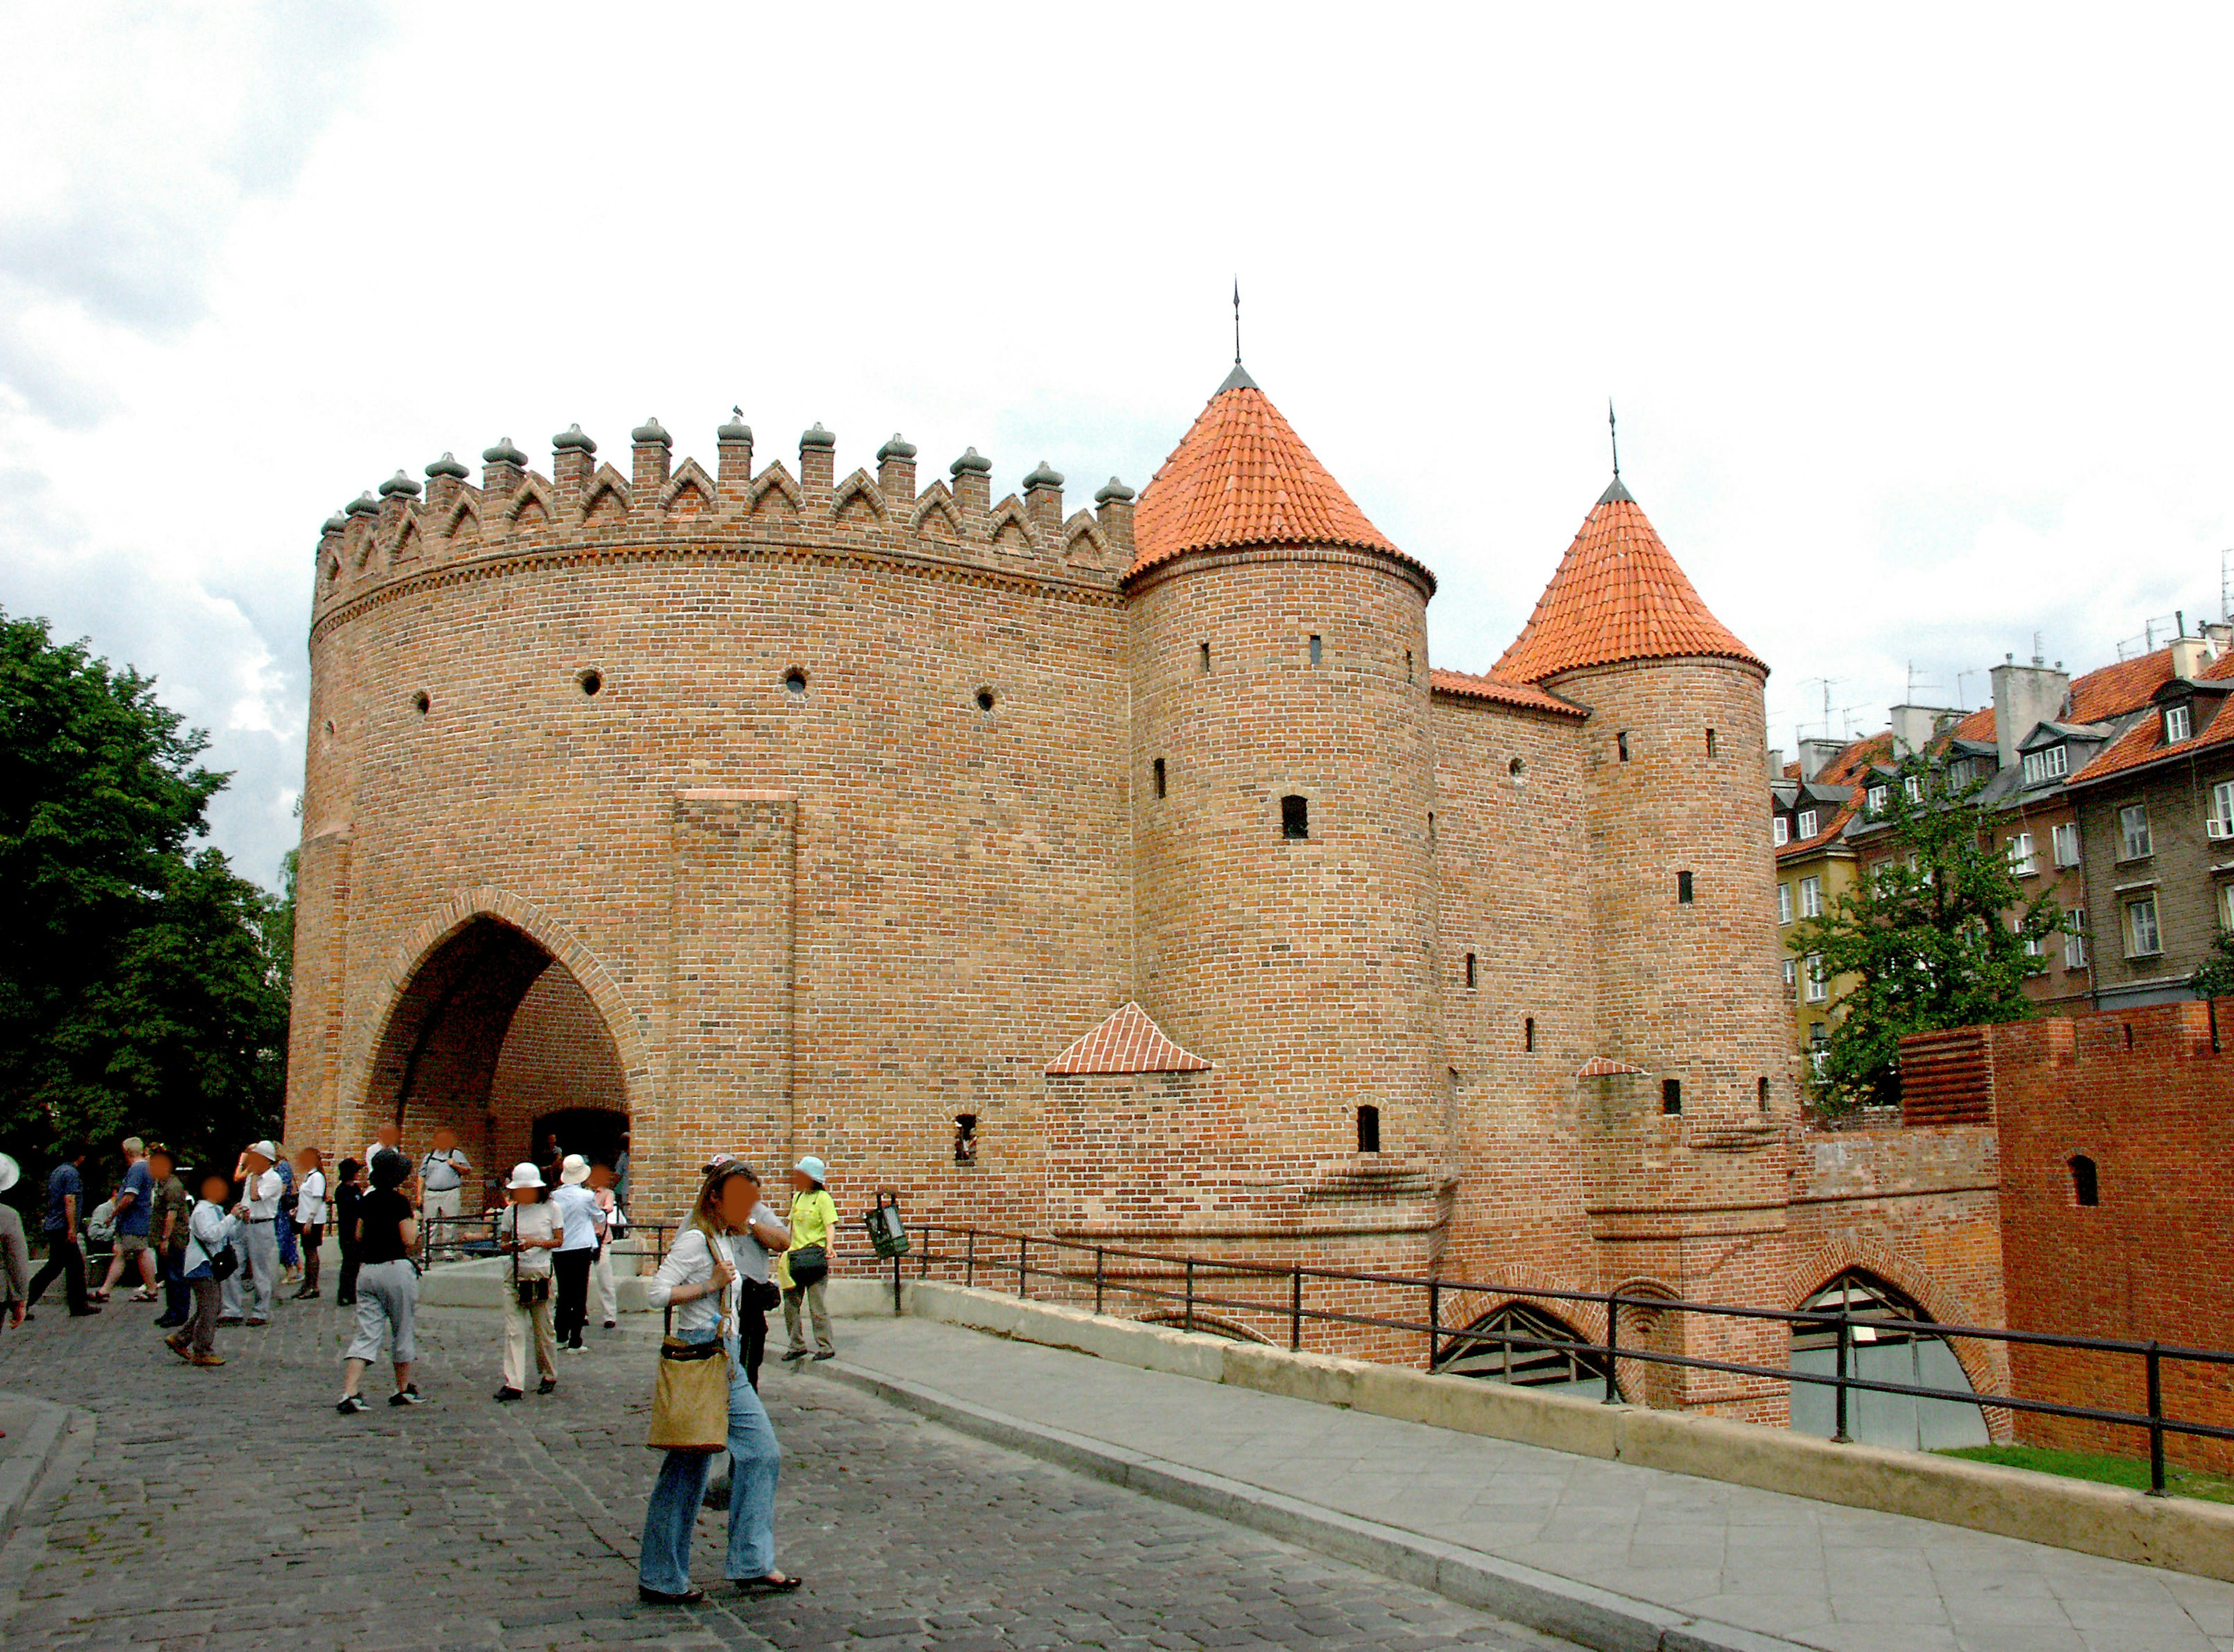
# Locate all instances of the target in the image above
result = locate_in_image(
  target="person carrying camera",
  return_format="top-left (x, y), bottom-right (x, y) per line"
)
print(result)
top-left (494, 1162), bottom-right (561, 1402)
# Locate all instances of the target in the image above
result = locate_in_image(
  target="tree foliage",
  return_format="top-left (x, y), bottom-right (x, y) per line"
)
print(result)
top-left (2192, 924), bottom-right (2234, 1002)
top-left (1791, 752), bottom-right (2056, 1113)
top-left (0, 609), bottom-right (290, 1170)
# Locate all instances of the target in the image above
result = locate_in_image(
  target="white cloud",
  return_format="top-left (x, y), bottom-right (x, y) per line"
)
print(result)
top-left (5, 3), bottom-right (2234, 885)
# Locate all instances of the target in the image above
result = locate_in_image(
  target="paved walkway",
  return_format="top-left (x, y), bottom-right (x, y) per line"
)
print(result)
top-left (0, 1293), bottom-right (1552, 1651)
top-left (824, 1316), bottom-right (2234, 1652)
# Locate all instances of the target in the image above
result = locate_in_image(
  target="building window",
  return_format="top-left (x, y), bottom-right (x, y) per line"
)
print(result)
top-left (1427, 810), bottom-right (1435, 843)
top-left (1281, 795), bottom-right (1310, 840)
top-left (2069, 1153), bottom-right (2098, 1208)
top-left (954, 1113), bottom-right (979, 1165)
top-left (1805, 954), bottom-right (1827, 1002)
top-left (1199, 642), bottom-right (1212, 674)
top-left (2052, 822), bottom-right (2080, 866)
top-left (1904, 775), bottom-right (1924, 803)
top-left (1866, 784), bottom-right (1888, 817)
top-left (1808, 1025), bottom-right (1829, 1075)
top-left (1308, 633), bottom-right (1323, 667)
top-left (2118, 803), bottom-right (2153, 860)
top-left (1152, 757), bottom-right (1166, 799)
top-left (1356, 1105), bottom-right (1381, 1154)
top-left (1797, 808), bottom-right (1819, 839)
top-left (1706, 727), bottom-right (1718, 758)
top-left (1617, 731), bottom-right (1630, 762)
top-left (1677, 870), bottom-right (1694, 903)
top-left (1784, 957), bottom-right (1798, 994)
top-left (1799, 875), bottom-right (1823, 918)
top-left (2219, 882), bottom-right (2234, 934)
top-left (2022, 745), bottom-right (2069, 786)
top-left (2124, 893), bottom-right (2161, 957)
top-left (1661, 1077), bottom-right (1682, 1115)
top-left (1773, 816), bottom-right (1790, 848)
top-left (1465, 952), bottom-right (1478, 988)
top-left (1778, 882), bottom-right (1794, 925)
top-left (2020, 917), bottom-right (2044, 959)
top-left (2007, 832), bottom-right (2035, 876)
top-left (2211, 782), bottom-right (2234, 841)
top-left (2165, 703), bottom-right (2193, 744)
top-left (2064, 908), bottom-right (2089, 970)
top-left (1758, 1076), bottom-right (1771, 1112)
top-left (1405, 649), bottom-right (1414, 682)
top-left (1523, 1016), bottom-right (1535, 1052)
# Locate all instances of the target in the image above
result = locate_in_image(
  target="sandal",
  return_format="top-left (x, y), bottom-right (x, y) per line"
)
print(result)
top-left (131, 1290), bottom-right (158, 1302)
top-left (733, 1573), bottom-right (803, 1594)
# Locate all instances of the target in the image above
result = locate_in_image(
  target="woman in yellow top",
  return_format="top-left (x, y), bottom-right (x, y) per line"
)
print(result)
top-left (779, 1156), bottom-right (839, 1362)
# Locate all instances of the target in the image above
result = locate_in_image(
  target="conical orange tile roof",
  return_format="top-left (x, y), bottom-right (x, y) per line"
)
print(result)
top-left (1131, 365), bottom-right (1424, 580)
top-left (1493, 478), bottom-right (1763, 683)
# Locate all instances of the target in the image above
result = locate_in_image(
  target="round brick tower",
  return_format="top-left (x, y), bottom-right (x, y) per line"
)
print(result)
top-left (1124, 364), bottom-right (1450, 1259)
top-left (1495, 472), bottom-right (1795, 1418)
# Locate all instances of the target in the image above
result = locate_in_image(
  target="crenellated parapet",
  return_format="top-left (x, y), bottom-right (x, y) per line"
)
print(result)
top-left (310, 416), bottom-right (1139, 636)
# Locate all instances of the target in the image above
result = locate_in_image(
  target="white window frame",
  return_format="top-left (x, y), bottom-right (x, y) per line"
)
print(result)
top-left (1778, 882), bottom-right (1794, 924)
top-left (1804, 954), bottom-right (1828, 1002)
top-left (2052, 821), bottom-right (2081, 866)
top-left (2165, 703), bottom-right (2193, 744)
top-left (1866, 784), bottom-right (1888, 817)
top-left (2019, 914), bottom-right (2044, 958)
top-left (1773, 816), bottom-right (1789, 847)
top-left (1904, 775), bottom-right (1923, 803)
top-left (2063, 908), bottom-right (2089, 970)
top-left (2220, 883), bottom-right (2234, 934)
top-left (1799, 874), bottom-right (1823, 918)
top-left (2119, 803), bottom-right (2153, 860)
top-left (1797, 808), bottom-right (1819, 839)
top-left (2007, 832), bottom-right (2036, 876)
top-left (2022, 745), bottom-right (2070, 787)
top-left (2125, 893), bottom-right (2161, 958)
top-left (2210, 781), bottom-right (2234, 841)
top-left (1783, 956), bottom-right (1798, 992)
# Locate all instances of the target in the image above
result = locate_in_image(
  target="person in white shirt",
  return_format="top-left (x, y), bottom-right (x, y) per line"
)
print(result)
top-left (418, 1127), bottom-right (474, 1257)
top-left (548, 1156), bottom-right (606, 1352)
top-left (494, 1163), bottom-right (562, 1402)
top-left (590, 1162), bottom-right (627, 1329)
top-left (169, 1167), bottom-right (242, 1366)
top-left (364, 1121), bottom-right (404, 1174)
top-left (222, 1141), bottom-right (284, 1325)
top-left (291, 1148), bottom-right (328, 1300)
top-left (636, 1158), bottom-right (795, 1605)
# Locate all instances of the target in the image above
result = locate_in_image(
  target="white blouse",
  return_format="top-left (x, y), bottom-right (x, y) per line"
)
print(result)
top-left (643, 1226), bottom-right (738, 1334)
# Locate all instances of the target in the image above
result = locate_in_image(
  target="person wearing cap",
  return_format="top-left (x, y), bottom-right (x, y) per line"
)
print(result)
top-left (92, 1135), bottom-right (159, 1304)
top-left (780, 1156), bottom-right (840, 1362)
top-left (338, 1149), bottom-right (421, 1414)
top-left (494, 1163), bottom-right (561, 1402)
top-left (147, 1145), bottom-right (195, 1329)
top-left (26, 1140), bottom-right (95, 1318)
top-left (222, 1141), bottom-right (285, 1326)
top-left (0, 1153), bottom-right (29, 1338)
top-left (548, 1154), bottom-right (605, 1352)
top-left (418, 1126), bottom-right (474, 1258)
top-left (171, 1165), bottom-right (240, 1367)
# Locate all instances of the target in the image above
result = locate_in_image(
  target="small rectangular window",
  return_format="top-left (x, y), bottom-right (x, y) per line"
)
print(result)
top-left (1617, 731), bottom-right (1630, 762)
top-left (1660, 1077), bottom-right (1682, 1115)
top-left (1308, 633), bottom-right (1323, 666)
top-left (2119, 803), bottom-right (2153, 860)
top-left (1281, 794), bottom-right (1310, 839)
top-left (1799, 875), bottom-right (1822, 918)
top-left (2063, 907), bottom-right (2089, 970)
top-left (1805, 955), bottom-right (1827, 1002)
top-left (2210, 782), bottom-right (2234, 840)
top-left (1427, 810), bottom-right (1436, 843)
top-left (1904, 775), bottom-right (1923, 803)
top-left (1758, 1076), bottom-right (1770, 1112)
top-left (1153, 757), bottom-right (1166, 799)
top-left (2052, 821), bottom-right (2081, 866)
top-left (2165, 702), bottom-right (2193, 743)
top-left (2220, 883), bottom-right (2234, 934)
top-left (1706, 728), bottom-right (1717, 757)
top-left (1797, 808), bottom-right (1818, 839)
top-left (1405, 649), bottom-right (1414, 682)
top-left (1464, 951), bottom-right (1477, 988)
top-left (1773, 816), bottom-right (1790, 847)
top-left (1784, 956), bottom-right (1798, 992)
top-left (1778, 882), bottom-right (1794, 925)
top-left (2007, 832), bottom-right (2035, 876)
top-left (1866, 784), bottom-right (1888, 816)
top-left (1199, 642), bottom-right (1211, 674)
top-left (1356, 1104), bottom-right (1381, 1153)
top-left (2022, 745), bottom-right (2070, 786)
top-left (954, 1113), bottom-right (979, 1165)
top-left (1677, 870), bottom-right (1694, 903)
top-left (2125, 893), bottom-right (2161, 957)
top-left (1523, 1016), bottom-right (1535, 1052)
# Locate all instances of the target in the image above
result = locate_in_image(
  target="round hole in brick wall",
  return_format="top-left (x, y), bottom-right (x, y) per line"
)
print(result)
top-left (411, 690), bottom-right (430, 715)
top-left (1509, 756), bottom-right (1526, 779)
top-left (577, 668), bottom-right (603, 696)
top-left (783, 669), bottom-right (807, 696)
top-left (976, 687), bottom-right (995, 712)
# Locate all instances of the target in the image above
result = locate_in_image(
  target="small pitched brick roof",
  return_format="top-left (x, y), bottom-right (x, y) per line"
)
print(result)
top-left (1494, 480), bottom-right (1763, 684)
top-left (1131, 368), bottom-right (1424, 580)
top-left (1428, 667), bottom-right (1588, 719)
top-left (1045, 1002), bottom-right (1212, 1076)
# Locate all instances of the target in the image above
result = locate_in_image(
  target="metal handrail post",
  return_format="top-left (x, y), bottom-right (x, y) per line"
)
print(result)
top-left (1184, 1257), bottom-right (1195, 1333)
top-left (892, 1253), bottom-right (902, 1316)
top-left (1603, 1291), bottom-right (1624, 1405)
top-left (1428, 1281), bottom-right (1441, 1368)
top-left (2148, 1341), bottom-right (2168, 1496)
top-left (1290, 1265), bottom-right (1302, 1352)
top-left (1833, 1312), bottom-right (1852, 1444)
top-left (965, 1228), bottom-right (975, 1289)
top-left (1018, 1235), bottom-right (1029, 1299)
top-left (1094, 1247), bottom-right (1105, 1317)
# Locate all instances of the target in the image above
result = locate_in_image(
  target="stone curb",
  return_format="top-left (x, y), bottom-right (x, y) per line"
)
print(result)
top-left (0, 1395), bottom-right (74, 1546)
top-left (810, 1359), bottom-right (1807, 1652)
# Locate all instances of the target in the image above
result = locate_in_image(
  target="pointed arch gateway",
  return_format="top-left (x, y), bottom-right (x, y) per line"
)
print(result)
top-left (354, 891), bottom-right (652, 1204)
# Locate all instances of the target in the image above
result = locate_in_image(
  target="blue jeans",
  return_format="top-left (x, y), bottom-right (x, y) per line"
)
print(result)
top-left (157, 1248), bottom-right (191, 1324)
top-left (638, 1330), bottom-right (781, 1592)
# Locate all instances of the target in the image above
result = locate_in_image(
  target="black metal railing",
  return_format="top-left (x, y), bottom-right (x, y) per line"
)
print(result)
top-left (831, 1223), bottom-right (2234, 1498)
top-left (412, 1212), bottom-right (679, 1268)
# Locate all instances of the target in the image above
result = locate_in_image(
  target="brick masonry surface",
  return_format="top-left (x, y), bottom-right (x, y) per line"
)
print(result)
top-left (285, 404), bottom-right (2011, 1419)
top-left (0, 1298), bottom-right (1550, 1651)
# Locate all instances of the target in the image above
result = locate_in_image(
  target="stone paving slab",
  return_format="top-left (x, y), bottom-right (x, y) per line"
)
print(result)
top-left (0, 1294), bottom-right (1559, 1650)
top-left (820, 1316), bottom-right (2234, 1652)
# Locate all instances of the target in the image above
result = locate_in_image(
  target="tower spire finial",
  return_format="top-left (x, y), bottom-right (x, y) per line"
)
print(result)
top-left (1609, 398), bottom-right (1620, 479)
top-left (1233, 277), bottom-right (1242, 365)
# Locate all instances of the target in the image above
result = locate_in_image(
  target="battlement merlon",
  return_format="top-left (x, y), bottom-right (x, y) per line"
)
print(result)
top-left (310, 419), bottom-right (1142, 627)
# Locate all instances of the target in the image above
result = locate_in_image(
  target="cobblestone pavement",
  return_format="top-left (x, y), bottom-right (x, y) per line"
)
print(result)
top-left (0, 1297), bottom-right (1561, 1651)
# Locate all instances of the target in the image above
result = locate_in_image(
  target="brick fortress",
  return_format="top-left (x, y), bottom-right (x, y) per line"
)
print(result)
top-left (285, 360), bottom-right (2006, 1421)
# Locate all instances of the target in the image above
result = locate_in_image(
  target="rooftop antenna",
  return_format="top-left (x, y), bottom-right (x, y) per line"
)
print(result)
top-left (1955, 668), bottom-right (1979, 710)
top-left (1609, 399), bottom-right (1621, 479)
top-left (1233, 277), bottom-right (1242, 365)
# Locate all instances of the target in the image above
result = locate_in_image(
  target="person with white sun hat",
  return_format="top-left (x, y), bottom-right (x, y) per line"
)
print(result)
top-left (0, 1153), bottom-right (28, 1343)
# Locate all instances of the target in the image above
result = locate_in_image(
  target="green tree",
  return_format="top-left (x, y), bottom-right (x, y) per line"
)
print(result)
top-left (0, 609), bottom-right (289, 1168)
top-left (1791, 751), bottom-right (2057, 1114)
top-left (2191, 924), bottom-right (2234, 1001)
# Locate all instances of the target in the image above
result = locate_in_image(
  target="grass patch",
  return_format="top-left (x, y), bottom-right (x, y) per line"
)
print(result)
top-left (1938, 1443), bottom-right (2234, 1504)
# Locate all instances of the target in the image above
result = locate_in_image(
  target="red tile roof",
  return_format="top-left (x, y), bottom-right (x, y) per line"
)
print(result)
top-left (1494, 482), bottom-right (1763, 684)
top-left (1777, 800), bottom-right (1857, 861)
top-left (1818, 732), bottom-right (1894, 786)
top-left (1045, 1002), bottom-right (1212, 1076)
top-left (2066, 675), bottom-right (2234, 786)
top-left (1944, 646), bottom-right (2184, 747)
top-left (1131, 369), bottom-right (1421, 579)
top-left (1428, 667), bottom-right (1588, 719)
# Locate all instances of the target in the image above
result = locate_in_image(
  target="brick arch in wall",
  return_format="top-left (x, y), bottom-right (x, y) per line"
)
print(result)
top-left (348, 887), bottom-right (654, 1177)
top-left (1783, 1233), bottom-right (2011, 1436)
top-left (1438, 1262), bottom-right (1610, 1350)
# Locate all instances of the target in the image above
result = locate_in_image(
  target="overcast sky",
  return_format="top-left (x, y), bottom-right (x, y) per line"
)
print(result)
top-left (6, 5), bottom-right (2232, 889)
